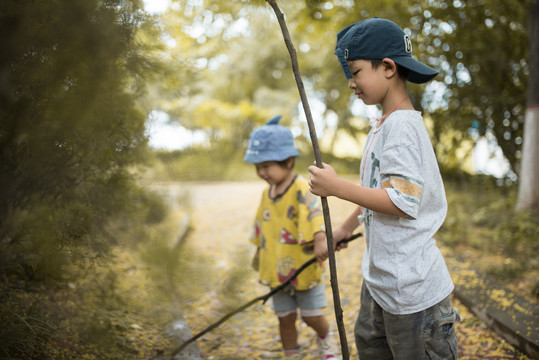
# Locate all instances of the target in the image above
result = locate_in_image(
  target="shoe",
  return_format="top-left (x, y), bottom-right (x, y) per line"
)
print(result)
top-left (283, 353), bottom-right (301, 360)
top-left (317, 334), bottom-right (338, 359)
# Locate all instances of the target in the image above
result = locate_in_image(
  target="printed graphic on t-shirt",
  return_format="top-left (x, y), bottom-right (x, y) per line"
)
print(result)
top-left (365, 152), bottom-right (381, 227)
top-left (277, 256), bottom-right (298, 285)
top-left (279, 228), bottom-right (297, 244)
top-left (253, 220), bottom-right (261, 238)
top-left (286, 205), bottom-right (295, 220)
top-left (260, 234), bottom-right (266, 250)
top-left (369, 152), bottom-right (380, 188)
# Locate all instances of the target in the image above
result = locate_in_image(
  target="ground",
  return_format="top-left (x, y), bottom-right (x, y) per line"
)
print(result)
top-left (160, 181), bottom-right (531, 359)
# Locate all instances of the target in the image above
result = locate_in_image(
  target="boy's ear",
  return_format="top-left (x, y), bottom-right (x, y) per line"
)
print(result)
top-left (382, 58), bottom-right (398, 78)
top-left (287, 157), bottom-right (295, 169)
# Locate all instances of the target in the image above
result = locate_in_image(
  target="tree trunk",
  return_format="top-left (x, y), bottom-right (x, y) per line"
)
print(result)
top-left (516, 0), bottom-right (539, 213)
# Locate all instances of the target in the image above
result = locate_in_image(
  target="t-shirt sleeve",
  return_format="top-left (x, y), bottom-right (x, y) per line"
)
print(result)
top-left (297, 185), bottom-right (326, 244)
top-left (380, 144), bottom-right (424, 219)
top-left (249, 195), bottom-right (264, 246)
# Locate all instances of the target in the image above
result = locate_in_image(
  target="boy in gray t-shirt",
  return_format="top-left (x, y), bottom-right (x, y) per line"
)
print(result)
top-left (308, 18), bottom-right (460, 359)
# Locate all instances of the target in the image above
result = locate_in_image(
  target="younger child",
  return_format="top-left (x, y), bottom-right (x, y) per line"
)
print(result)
top-left (245, 115), bottom-right (337, 360)
top-left (308, 18), bottom-right (460, 359)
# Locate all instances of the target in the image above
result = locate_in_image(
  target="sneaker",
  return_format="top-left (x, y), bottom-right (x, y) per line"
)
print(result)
top-left (283, 353), bottom-right (301, 360)
top-left (317, 334), bottom-right (338, 360)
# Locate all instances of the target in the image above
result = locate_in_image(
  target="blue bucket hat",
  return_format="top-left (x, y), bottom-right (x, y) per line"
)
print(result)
top-left (334, 17), bottom-right (438, 84)
top-left (244, 115), bottom-right (299, 164)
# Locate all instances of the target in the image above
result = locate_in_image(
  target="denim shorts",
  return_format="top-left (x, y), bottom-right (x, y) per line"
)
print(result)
top-left (272, 284), bottom-right (328, 315)
top-left (355, 282), bottom-right (460, 360)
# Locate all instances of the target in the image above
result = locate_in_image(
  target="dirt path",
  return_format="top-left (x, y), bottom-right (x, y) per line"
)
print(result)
top-left (167, 181), bottom-right (530, 359)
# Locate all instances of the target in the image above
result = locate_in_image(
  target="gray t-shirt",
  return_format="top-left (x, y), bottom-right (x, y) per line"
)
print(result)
top-left (360, 110), bottom-right (454, 315)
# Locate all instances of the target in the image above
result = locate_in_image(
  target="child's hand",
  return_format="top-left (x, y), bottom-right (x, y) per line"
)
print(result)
top-left (333, 226), bottom-right (353, 251)
top-left (308, 162), bottom-right (339, 197)
top-left (313, 231), bottom-right (328, 262)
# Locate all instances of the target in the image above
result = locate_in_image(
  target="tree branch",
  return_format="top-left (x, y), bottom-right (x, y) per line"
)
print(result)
top-left (265, 2), bottom-right (350, 357)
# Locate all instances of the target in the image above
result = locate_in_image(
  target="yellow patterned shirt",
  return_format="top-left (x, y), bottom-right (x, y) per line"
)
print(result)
top-left (250, 175), bottom-right (326, 290)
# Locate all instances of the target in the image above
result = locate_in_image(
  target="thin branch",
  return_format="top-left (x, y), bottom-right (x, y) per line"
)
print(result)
top-left (265, 1), bottom-right (350, 358)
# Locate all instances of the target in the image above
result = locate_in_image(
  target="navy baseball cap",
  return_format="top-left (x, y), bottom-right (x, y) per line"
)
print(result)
top-left (244, 115), bottom-right (299, 164)
top-left (334, 18), bottom-right (438, 84)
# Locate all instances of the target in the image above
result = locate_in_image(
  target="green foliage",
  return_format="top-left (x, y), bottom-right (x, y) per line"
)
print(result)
top-left (0, 0), bottom-right (163, 281)
top-left (425, 0), bottom-right (529, 174)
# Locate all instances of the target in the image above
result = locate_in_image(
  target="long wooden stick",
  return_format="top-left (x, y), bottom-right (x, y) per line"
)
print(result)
top-left (169, 235), bottom-right (360, 359)
top-left (265, 1), bottom-right (350, 358)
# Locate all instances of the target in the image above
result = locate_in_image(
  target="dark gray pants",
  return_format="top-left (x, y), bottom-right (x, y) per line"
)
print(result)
top-left (355, 282), bottom-right (460, 359)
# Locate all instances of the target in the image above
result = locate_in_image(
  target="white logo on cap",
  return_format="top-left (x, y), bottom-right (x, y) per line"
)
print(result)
top-left (404, 35), bottom-right (412, 54)
top-left (344, 49), bottom-right (349, 59)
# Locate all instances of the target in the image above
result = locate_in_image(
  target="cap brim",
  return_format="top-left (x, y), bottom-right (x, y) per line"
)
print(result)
top-left (393, 56), bottom-right (438, 84)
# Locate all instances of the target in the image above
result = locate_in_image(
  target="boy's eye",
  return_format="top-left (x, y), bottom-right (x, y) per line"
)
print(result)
top-left (352, 69), bottom-right (360, 76)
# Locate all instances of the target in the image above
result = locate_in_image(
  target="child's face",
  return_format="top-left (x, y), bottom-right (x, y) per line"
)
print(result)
top-left (255, 161), bottom-right (292, 186)
top-left (347, 59), bottom-right (387, 106)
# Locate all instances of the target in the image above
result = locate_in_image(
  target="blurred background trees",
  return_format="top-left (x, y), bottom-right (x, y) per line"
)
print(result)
top-left (149, 0), bottom-right (530, 183)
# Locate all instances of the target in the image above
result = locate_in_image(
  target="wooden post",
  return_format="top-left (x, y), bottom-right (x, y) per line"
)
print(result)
top-left (265, 1), bottom-right (350, 358)
top-left (516, 0), bottom-right (539, 214)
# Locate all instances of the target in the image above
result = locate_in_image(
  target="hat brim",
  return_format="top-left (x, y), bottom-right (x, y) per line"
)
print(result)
top-left (243, 150), bottom-right (299, 164)
top-left (392, 56), bottom-right (438, 84)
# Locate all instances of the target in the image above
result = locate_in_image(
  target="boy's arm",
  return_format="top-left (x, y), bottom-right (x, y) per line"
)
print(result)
top-left (308, 162), bottom-right (407, 218)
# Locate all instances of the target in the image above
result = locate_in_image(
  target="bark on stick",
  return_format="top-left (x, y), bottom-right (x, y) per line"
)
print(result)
top-left (265, 1), bottom-right (350, 358)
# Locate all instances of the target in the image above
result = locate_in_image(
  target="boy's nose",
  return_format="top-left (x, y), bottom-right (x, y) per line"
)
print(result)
top-left (348, 79), bottom-right (355, 89)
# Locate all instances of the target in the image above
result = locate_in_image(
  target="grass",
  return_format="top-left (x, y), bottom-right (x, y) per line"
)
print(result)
top-left (0, 186), bottom-right (191, 359)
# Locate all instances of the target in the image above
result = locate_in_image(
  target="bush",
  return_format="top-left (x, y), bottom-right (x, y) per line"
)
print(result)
top-left (0, 0), bottom-right (171, 357)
